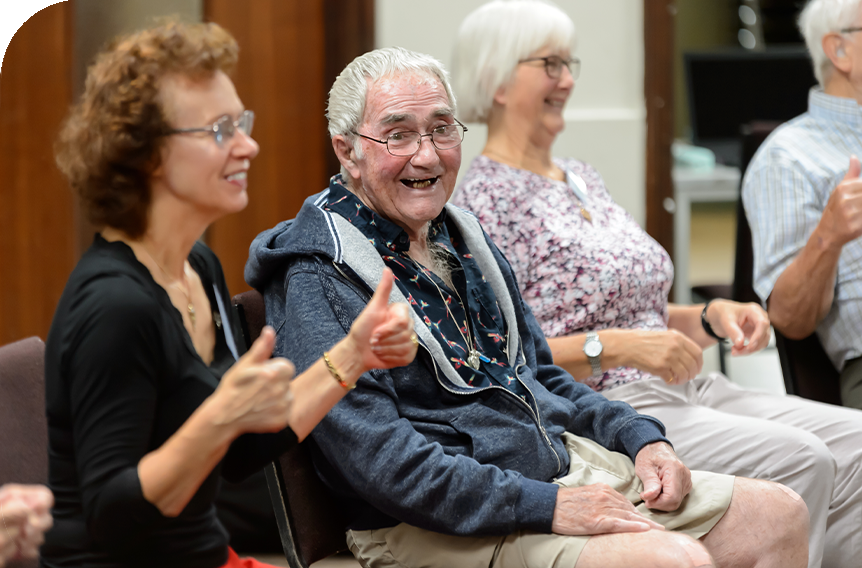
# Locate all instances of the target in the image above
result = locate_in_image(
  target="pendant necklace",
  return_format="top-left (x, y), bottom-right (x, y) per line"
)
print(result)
top-left (139, 245), bottom-right (197, 330)
top-left (405, 253), bottom-right (482, 369)
top-left (565, 169), bottom-right (592, 223)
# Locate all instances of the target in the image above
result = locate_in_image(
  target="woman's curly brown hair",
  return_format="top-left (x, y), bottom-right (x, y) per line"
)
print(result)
top-left (55, 21), bottom-right (238, 238)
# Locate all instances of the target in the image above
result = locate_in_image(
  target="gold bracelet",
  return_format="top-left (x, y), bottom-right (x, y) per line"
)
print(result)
top-left (323, 351), bottom-right (356, 390)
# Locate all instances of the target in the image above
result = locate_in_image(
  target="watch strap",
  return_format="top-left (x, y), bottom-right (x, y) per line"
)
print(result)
top-left (701, 300), bottom-right (725, 340)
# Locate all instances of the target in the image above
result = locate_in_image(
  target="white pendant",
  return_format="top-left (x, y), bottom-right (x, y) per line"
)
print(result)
top-left (468, 350), bottom-right (481, 369)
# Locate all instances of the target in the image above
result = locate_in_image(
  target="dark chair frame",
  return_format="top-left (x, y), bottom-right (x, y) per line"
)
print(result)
top-left (734, 122), bottom-right (843, 405)
top-left (232, 290), bottom-right (350, 568)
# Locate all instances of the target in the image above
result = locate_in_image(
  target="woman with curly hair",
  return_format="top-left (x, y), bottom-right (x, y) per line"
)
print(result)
top-left (43, 22), bottom-right (417, 568)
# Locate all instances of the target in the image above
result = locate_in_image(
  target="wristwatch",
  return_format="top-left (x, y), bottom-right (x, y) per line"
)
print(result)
top-left (583, 331), bottom-right (603, 377)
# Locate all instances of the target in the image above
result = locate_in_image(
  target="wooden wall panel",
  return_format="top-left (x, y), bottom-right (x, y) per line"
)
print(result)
top-left (644, 0), bottom-right (676, 269)
top-left (204, 0), bottom-right (328, 295)
top-left (0, 2), bottom-right (75, 344)
top-left (322, 0), bottom-right (374, 178)
top-left (204, 0), bottom-right (375, 294)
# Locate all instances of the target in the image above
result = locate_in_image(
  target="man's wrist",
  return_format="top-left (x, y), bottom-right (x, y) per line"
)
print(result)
top-left (812, 223), bottom-right (845, 253)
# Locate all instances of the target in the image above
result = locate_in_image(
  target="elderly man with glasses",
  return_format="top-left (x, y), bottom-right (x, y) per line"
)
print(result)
top-left (247, 46), bottom-right (808, 568)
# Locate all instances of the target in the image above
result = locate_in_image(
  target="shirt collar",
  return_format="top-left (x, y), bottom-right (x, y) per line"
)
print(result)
top-left (809, 87), bottom-right (862, 128)
top-left (325, 175), bottom-right (448, 253)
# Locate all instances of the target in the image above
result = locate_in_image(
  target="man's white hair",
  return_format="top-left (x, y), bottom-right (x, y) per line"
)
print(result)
top-left (327, 46), bottom-right (456, 178)
top-left (452, 0), bottom-right (576, 124)
top-left (799, 0), bottom-right (862, 86)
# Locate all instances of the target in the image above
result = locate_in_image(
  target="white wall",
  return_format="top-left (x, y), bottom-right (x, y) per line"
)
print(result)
top-left (375, 0), bottom-right (646, 224)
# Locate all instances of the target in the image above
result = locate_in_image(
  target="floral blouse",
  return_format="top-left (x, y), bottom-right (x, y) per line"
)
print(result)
top-left (452, 155), bottom-right (674, 392)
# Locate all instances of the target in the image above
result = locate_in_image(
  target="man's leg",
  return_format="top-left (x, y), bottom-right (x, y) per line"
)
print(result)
top-left (604, 376), bottom-right (837, 568)
top-left (700, 477), bottom-right (809, 568)
top-left (576, 530), bottom-right (714, 568)
top-left (348, 523), bottom-right (715, 568)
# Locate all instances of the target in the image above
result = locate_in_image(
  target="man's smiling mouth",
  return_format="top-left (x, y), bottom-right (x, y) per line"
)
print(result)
top-left (401, 177), bottom-right (438, 189)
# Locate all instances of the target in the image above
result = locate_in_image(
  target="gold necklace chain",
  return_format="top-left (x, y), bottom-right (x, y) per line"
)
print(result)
top-left (404, 252), bottom-right (482, 369)
top-left (138, 245), bottom-right (197, 330)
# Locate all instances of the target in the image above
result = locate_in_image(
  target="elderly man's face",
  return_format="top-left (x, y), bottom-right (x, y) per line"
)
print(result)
top-left (348, 73), bottom-right (461, 238)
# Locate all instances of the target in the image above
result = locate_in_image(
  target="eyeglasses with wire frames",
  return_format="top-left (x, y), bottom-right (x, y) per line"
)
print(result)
top-left (164, 110), bottom-right (255, 147)
top-left (840, 27), bottom-right (862, 33)
top-left (518, 55), bottom-right (581, 80)
top-left (352, 119), bottom-right (468, 157)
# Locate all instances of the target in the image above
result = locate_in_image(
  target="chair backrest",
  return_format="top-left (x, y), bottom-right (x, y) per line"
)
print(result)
top-left (774, 330), bottom-right (842, 405)
top-left (232, 289), bottom-right (267, 348)
top-left (0, 336), bottom-right (47, 568)
top-left (733, 121), bottom-right (781, 305)
top-left (735, 121), bottom-right (844, 404)
top-left (232, 291), bottom-right (349, 568)
top-left (0, 337), bottom-right (48, 486)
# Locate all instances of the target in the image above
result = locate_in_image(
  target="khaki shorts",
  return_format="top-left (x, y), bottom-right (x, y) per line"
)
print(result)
top-left (346, 433), bottom-right (734, 568)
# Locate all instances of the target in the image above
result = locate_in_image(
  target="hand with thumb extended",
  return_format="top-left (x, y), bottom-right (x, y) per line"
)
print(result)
top-left (348, 268), bottom-right (418, 371)
top-left (820, 154), bottom-right (862, 247)
top-left (209, 325), bottom-right (296, 434)
top-left (845, 154), bottom-right (861, 181)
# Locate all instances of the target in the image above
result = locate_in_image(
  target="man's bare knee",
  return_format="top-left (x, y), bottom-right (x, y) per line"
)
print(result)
top-left (671, 533), bottom-right (714, 567)
top-left (703, 478), bottom-right (808, 568)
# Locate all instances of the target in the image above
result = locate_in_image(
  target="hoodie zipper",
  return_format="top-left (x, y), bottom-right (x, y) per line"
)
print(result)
top-left (331, 260), bottom-right (563, 475)
top-left (417, 337), bottom-right (563, 475)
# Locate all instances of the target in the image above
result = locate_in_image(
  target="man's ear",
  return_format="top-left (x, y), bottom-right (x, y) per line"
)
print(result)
top-left (332, 135), bottom-right (361, 179)
top-left (823, 33), bottom-right (853, 74)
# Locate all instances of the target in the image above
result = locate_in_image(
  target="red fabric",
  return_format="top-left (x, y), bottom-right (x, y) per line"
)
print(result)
top-left (219, 547), bottom-right (284, 568)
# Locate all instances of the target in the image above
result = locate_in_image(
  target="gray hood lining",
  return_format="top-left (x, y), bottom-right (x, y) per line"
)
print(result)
top-left (329, 205), bottom-right (520, 389)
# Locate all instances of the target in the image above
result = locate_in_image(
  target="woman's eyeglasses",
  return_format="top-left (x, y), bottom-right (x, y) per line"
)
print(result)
top-left (518, 55), bottom-right (581, 80)
top-left (164, 110), bottom-right (255, 147)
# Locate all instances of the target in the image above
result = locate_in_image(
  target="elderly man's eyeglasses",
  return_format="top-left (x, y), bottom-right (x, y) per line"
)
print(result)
top-left (164, 110), bottom-right (255, 147)
top-left (518, 55), bottom-right (581, 80)
top-left (353, 119), bottom-right (468, 157)
top-left (841, 27), bottom-right (862, 33)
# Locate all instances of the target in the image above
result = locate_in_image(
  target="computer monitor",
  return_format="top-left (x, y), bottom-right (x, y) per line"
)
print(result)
top-left (684, 46), bottom-right (817, 166)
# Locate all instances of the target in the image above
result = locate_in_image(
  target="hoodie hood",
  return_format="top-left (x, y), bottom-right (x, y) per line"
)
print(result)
top-left (245, 182), bottom-right (526, 390)
top-left (245, 190), bottom-right (340, 290)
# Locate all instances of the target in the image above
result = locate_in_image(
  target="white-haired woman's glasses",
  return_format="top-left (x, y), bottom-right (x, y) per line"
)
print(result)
top-left (518, 55), bottom-right (581, 80)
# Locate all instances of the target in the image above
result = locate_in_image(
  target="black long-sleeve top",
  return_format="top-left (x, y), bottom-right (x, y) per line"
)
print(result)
top-left (41, 236), bottom-right (296, 568)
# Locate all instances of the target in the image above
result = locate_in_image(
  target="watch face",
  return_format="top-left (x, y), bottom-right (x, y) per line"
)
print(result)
top-left (584, 340), bottom-right (602, 358)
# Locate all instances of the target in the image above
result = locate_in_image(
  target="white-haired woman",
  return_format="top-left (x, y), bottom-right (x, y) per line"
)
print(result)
top-left (451, 1), bottom-right (862, 566)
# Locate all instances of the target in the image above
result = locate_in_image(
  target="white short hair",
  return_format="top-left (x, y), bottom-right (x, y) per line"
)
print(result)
top-left (799, 0), bottom-right (862, 86)
top-left (452, 0), bottom-right (576, 124)
top-left (327, 47), bottom-right (456, 178)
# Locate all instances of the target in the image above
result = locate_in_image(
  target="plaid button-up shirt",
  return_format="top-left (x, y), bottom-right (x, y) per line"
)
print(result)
top-left (743, 88), bottom-right (862, 370)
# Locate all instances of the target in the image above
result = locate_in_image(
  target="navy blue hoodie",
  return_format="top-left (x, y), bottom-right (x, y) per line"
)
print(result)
top-left (245, 186), bottom-right (669, 535)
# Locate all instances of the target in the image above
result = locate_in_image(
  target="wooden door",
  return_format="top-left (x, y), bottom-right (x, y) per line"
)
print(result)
top-left (0, 2), bottom-right (75, 344)
top-left (204, 0), bottom-right (374, 295)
